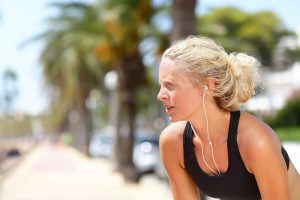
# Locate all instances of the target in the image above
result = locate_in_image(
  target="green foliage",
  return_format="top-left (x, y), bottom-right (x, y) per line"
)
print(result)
top-left (0, 114), bottom-right (32, 136)
top-left (286, 47), bottom-right (300, 61)
top-left (275, 126), bottom-right (300, 142)
top-left (267, 98), bottom-right (300, 128)
top-left (27, 2), bottom-right (108, 134)
top-left (197, 7), bottom-right (292, 67)
top-left (1, 68), bottom-right (18, 114)
top-left (25, 0), bottom-right (163, 134)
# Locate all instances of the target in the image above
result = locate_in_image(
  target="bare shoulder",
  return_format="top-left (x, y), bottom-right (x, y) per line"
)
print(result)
top-left (160, 121), bottom-right (200, 199)
top-left (238, 111), bottom-right (282, 170)
top-left (238, 112), bottom-right (290, 199)
top-left (159, 121), bottom-right (187, 167)
top-left (160, 121), bottom-right (187, 144)
top-left (238, 111), bottom-right (281, 148)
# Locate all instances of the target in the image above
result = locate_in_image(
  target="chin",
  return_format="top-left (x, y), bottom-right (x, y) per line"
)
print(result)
top-left (168, 115), bottom-right (182, 123)
top-left (169, 118), bottom-right (177, 123)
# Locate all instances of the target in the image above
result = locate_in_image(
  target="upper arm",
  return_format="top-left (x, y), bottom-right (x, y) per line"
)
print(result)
top-left (245, 126), bottom-right (290, 200)
top-left (160, 123), bottom-right (200, 200)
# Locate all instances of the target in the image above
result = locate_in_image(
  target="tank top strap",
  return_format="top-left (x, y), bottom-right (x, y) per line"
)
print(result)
top-left (227, 110), bottom-right (240, 146)
top-left (227, 110), bottom-right (241, 166)
top-left (183, 122), bottom-right (195, 161)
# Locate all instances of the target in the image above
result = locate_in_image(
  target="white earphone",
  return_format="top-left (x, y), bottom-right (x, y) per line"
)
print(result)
top-left (204, 85), bottom-right (208, 91)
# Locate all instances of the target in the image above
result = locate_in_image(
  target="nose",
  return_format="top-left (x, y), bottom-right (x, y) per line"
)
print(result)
top-left (157, 87), bottom-right (167, 101)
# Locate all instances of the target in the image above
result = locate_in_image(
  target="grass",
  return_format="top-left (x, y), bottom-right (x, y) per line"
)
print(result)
top-left (275, 126), bottom-right (300, 142)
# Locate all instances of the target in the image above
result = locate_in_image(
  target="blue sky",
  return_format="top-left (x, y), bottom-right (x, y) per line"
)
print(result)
top-left (0, 0), bottom-right (300, 115)
top-left (0, 0), bottom-right (93, 115)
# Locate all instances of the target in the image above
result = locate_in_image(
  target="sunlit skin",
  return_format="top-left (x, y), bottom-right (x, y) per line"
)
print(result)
top-left (157, 58), bottom-right (204, 123)
top-left (157, 58), bottom-right (230, 143)
top-left (157, 58), bottom-right (299, 200)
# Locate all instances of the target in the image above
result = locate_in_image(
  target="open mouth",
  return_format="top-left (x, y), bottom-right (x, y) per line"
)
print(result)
top-left (164, 105), bottom-right (174, 113)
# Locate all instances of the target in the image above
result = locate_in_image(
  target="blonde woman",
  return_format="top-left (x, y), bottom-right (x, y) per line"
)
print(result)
top-left (158, 36), bottom-right (300, 200)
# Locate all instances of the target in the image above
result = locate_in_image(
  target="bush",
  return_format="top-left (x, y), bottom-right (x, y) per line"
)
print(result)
top-left (267, 97), bottom-right (300, 128)
top-left (275, 126), bottom-right (300, 142)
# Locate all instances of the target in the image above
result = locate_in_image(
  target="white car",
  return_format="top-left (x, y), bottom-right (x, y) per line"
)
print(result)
top-left (89, 132), bottom-right (160, 174)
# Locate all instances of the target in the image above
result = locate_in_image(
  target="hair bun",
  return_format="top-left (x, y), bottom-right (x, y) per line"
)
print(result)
top-left (228, 53), bottom-right (257, 79)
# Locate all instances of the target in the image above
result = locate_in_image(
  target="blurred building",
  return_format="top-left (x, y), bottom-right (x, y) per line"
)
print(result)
top-left (244, 26), bottom-right (300, 115)
top-left (244, 62), bottom-right (300, 114)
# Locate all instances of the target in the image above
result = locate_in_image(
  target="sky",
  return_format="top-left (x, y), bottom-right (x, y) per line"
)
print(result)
top-left (0, 0), bottom-right (300, 115)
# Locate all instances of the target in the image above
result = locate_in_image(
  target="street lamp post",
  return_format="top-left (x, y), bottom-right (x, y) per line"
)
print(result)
top-left (104, 70), bottom-right (118, 128)
top-left (104, 70), bottom-right (119, 167)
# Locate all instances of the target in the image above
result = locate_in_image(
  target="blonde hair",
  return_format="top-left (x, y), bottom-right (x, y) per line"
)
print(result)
top-left (162, 35), bottom-right (261, 111)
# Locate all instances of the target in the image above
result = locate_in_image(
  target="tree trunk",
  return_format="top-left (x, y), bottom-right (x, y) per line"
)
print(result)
top-left (171, 0), bottom-right (197, 41)
top-left (114, 87), bottom-right (138, 180)
top-left (113, 54), bottom-right (146, 182)
top-left (69, 84), bottom-right (93, 155)
top-left (69, 104), bottom-right (92, 154)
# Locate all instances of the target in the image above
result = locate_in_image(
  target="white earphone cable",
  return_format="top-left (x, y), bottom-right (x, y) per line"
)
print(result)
top-left (191, 125), bottom-right (221, 176)
top-left (202, 89), bottom-right (221, 175)
top-left (190, 86), bottom-right (221, 176)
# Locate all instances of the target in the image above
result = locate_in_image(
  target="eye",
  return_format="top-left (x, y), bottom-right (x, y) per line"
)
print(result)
top-left (165, 83), bottom-right (174, 90)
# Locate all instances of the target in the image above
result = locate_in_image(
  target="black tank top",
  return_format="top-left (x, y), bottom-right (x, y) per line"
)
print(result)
top-left (183, 110), bottom-right (290, 200)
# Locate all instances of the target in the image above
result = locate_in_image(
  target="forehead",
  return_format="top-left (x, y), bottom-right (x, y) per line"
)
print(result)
top-left (158, 58), bottom-right (191, 83)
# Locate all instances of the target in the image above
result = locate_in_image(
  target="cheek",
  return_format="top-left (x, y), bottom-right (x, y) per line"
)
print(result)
top-left (169, 91), bottom-right (183, 104)
top-left (175, 91), bottom-right (201, 111)
top-left (171, 90), bottom-right (198, 108)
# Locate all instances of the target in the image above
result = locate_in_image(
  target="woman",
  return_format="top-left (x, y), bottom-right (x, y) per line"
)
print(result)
top-left (157, 36), bottom-right (300, 200)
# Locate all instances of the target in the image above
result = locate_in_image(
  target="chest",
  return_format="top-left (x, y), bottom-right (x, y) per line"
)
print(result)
top-left (193, 139), bottom-right (229, 175)
top-left (184, 128), bottom-right (260, 199)
top-left (185, 146), bottom-right (261, 199)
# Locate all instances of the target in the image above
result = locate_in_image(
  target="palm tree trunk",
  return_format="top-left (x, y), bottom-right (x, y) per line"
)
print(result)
top-left (69, 105), bottom-right (92, 154)
top-left (113, 54), bottom-right (146, 182)
top-left (114, 87), bottom-right (137, 178)
top-left (69, 85), bottom-right (93, 154)
top-left (171, 0), bottom-right (197, 41)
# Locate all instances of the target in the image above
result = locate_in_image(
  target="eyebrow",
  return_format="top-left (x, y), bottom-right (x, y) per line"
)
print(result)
top-left (159, 79), bottom-right (176, 86)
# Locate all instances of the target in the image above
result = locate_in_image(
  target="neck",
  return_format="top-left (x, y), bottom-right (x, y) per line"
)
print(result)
top-left (189, 104), bottom-right (230, 143)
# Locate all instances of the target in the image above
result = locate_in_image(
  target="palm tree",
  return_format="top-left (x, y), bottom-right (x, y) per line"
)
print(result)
top-left (31, 0), bottom-right (163, 182)
top-left (32, 0), bottom-right (160, 181)
top-left (34, 2), bottom-right (105, 153)
top-left (1, 68), bottom-right (18, 115)
top-left (94, 0), bottom-right (158, 181)
top-left (171, 0), bottom-right (197, 41)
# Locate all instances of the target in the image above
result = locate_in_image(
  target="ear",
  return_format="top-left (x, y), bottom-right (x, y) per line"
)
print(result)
top-left (203, 77), bottom-right (216, 92)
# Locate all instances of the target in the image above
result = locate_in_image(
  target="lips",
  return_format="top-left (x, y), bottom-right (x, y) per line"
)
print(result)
top-left (164, 104), bottom-right (174, 113)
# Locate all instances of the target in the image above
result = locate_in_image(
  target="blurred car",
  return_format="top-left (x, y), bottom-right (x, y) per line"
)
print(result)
top-left (89, 130), bottom-right (160, 175)
top-left (5, 148), bottom-right (21, 158)
top-left (89, 133), bottom-right (113, 158)
top-left (154, 155), bottom-right (169, 181)
top-left (133, 134), bottom-right (160, 174)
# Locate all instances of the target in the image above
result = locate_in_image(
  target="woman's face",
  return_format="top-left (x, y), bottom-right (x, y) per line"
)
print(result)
top-left (157, 58), bottom-right (203, 122)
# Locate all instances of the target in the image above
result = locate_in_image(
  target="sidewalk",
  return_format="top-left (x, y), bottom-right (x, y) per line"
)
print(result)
top-left (0, 143), bottom-right (172, 200)
top-left (0, 142), bottom-right (299, 200)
